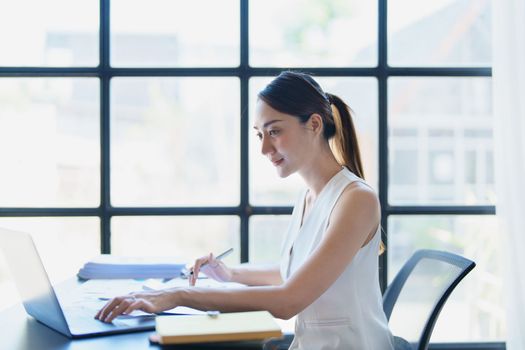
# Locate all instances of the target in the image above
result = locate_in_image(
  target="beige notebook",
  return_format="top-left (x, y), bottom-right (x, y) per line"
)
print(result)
top-left (154, 311), bottom-right (283, 345)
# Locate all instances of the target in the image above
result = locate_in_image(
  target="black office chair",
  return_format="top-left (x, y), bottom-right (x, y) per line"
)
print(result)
top-left (383, 249), bottom-right (476, 350)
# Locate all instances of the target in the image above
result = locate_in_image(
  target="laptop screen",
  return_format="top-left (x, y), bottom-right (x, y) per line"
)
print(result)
top-left (0, 227), bottom-right (71, 336)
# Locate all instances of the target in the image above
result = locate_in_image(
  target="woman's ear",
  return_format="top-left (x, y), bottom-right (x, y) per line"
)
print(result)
top-left (308, 113), bottom-right (324, 135)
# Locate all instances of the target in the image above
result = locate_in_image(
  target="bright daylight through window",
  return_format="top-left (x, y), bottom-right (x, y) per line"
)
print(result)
top-left (0, 0), bottom-right (500, 345)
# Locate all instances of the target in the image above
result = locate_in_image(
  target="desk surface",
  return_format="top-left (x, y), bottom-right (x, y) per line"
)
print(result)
top-left (0, 303), bottom-right (276, 350)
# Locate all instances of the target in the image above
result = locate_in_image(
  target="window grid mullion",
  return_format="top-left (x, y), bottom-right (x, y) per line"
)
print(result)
top-left (99, 0), bottom-right (111, 254)
top-left (0, 4), bottom-right (502, 347)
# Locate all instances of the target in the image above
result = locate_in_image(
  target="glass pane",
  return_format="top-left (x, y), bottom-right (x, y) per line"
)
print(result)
top-left (388, 77), bottom-right (494, 205)
top-left (249, 215), bottom-right (291, 264)
top-left (0, 0), bottom-right (98, 66)
top-left (111, 0), bottom-right (239, 67)
top-left (388, 215), bottom-right (505, 342)
top-left (388, 0), bottom-right (491, 66)
top-left (111, 78), bottom-right (240, 206)
top-left (250, 0), bottom-right (377, 67)
top-left (250, 77), bottom-right (378, 206)
top-left (0, 217), bottom-right (100, 311)
top-left (111, 216), bottom-right (240, 265)
top-left (0, 78), bottom-right (100, 207)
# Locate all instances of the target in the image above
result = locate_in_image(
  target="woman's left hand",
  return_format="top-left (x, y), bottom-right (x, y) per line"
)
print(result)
top-left (189, 252), bottom-right (233, 286)
top-left (94, 289), bottom-right (177, 323)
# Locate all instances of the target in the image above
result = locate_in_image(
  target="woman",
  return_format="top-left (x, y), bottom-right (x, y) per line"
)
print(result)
top-left (96, 71), bottom-right (395, 349)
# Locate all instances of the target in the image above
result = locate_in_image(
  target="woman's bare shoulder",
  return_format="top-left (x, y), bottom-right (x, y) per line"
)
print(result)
top-left (339, 180), bottom-right (379, 210)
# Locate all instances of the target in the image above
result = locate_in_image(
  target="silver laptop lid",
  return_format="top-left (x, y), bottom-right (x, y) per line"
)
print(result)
top-left (0, 227), bottom-right (157, 338)
top-left (0, 227), bottom-right (71, 337)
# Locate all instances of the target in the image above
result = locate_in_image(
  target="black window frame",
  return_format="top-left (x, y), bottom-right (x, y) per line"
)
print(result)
top-left (0, 1), bottom-right (503, 349)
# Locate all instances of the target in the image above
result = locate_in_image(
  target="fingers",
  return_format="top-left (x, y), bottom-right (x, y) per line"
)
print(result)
top-left (95, 296), bottom-right (140, 323)
top-left (122, 300), bottom-right (143, 315)
top-left (190, 261), bottom-right (200, 286)
top-left (189, 254), bottom-right (213, 286)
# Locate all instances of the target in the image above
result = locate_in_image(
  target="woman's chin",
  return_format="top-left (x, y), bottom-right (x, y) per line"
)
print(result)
top-left (276, 167), bottom-right (292, 178)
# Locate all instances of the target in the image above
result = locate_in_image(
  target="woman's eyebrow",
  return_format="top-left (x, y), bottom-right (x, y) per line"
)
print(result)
top-left (253, 119), bottom-right (283, 130)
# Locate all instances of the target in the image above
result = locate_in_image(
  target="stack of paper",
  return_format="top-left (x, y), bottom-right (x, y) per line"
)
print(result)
top-left (77, 255), bottom-right (185, 279)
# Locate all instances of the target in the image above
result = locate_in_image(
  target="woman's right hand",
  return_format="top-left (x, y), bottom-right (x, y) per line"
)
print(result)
top-left (95, 289), bottom-right (179, 323)
top-left (189, 252), bottom-right (233, 286)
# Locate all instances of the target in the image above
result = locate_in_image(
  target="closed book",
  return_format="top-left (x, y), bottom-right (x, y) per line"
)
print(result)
top-left (155, 311), bottom-right (283, 345)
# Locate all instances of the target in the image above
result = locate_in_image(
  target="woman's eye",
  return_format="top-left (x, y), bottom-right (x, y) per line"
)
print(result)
top-left (256, 133), bottom-right (262, 140)
top-left (269, 129), bottom-right (280, 136)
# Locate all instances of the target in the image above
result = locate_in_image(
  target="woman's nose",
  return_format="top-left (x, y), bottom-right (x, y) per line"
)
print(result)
top-left (260, 135), bottom-right (275, 156)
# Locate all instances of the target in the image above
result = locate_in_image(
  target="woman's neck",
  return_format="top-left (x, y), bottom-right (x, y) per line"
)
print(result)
top-left (298, 150), bottom-right (343, 199)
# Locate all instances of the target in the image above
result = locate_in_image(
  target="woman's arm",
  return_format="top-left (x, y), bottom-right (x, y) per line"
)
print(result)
top-left (96, 183), bottom-right (379, 323)
top-left (180, 183), bottom-right (380, 318)
top-left (229, 264), bottom-right (283, 286)
top-left (188, 253), bottom-right (283, 286)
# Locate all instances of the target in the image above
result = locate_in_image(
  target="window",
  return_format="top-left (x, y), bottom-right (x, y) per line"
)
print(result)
top-left (0, 0), bottom-right (502, 347)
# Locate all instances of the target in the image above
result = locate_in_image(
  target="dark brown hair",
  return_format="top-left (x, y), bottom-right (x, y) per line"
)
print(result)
top-left (258, 71), bottom-right (365, 179)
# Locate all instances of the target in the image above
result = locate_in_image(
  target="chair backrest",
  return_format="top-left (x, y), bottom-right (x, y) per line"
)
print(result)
top-left (383, 249), bottom-right (476, 350)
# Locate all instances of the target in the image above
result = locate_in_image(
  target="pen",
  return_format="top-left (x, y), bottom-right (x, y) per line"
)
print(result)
top-left (188, 247), bottom-right (234, 276)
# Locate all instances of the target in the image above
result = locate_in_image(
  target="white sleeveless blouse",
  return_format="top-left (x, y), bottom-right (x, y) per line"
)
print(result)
top-left (280, 168), bottom-right (394, 350)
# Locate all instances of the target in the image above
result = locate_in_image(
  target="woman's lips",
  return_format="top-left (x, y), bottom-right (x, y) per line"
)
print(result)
top-left (272, 158), bottom-right (284, 166)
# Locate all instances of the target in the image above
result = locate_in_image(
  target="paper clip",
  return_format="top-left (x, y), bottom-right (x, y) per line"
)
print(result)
top-left (206, 310), bottom-right (220, 318)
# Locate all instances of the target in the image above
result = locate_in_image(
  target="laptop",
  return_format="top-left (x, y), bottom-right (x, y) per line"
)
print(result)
top-left (0, 227), bottom-right (156, 338)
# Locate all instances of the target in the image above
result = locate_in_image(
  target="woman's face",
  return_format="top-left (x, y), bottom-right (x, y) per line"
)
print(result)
top-left (254, 100), bottom-right (315, 178)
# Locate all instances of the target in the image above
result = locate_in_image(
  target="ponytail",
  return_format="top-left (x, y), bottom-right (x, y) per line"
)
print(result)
top-left (326, 93), bottom-right (385, 253)
top-left (325, 93), bottom-right (365, 180)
